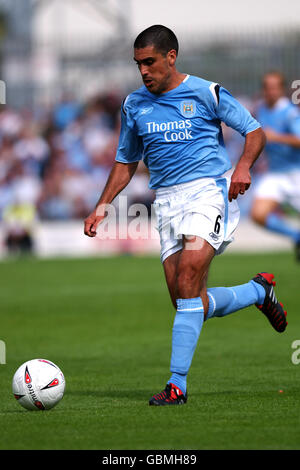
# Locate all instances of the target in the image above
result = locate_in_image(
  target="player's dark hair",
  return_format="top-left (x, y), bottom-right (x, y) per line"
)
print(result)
top-left (134, 25), bottom-right (179, 56)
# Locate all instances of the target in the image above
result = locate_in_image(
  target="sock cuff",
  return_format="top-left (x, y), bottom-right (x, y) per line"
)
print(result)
top-left (176, 297), bottom-right (204, 312)
top-left (207, 291), bottom-right (216, 317)
top-left (250, 280), bottom-right (266, 305)
top-left (265, 212), bottom-right (277, 227)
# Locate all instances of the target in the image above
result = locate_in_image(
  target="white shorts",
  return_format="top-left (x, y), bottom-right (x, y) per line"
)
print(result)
top-left (153, 177), bottom-right (240, 263)
top-left (253, 170), bottom-right (300, 211)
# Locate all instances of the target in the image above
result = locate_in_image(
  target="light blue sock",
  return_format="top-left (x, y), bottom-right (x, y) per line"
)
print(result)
top-left (168, 297), bottom-right (204, 395)
top-left (266, 213), bottom-right (300, 243)
top-left (206, 281), bottom-right (266, 320)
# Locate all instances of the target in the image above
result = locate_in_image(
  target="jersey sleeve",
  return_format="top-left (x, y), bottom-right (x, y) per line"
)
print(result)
top-left (115, 97), bottom-right (143, 164)
top-left (287, 106), bottom-right (300, 137)
top-left (212, 85), bottom-right (261, 136)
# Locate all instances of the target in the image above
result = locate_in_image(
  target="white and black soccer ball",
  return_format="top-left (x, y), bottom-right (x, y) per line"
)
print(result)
top-left (12, 359), bottom-right (65, 411)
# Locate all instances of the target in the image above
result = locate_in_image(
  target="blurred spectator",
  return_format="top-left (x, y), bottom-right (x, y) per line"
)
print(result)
top-left (0, 89), bottom-right (261, 225)
top-left (2, 197), bottom-right (36, 255)
top-left (0, 91), bottom-right (128, 222)
top-left (53, 93), bottom-right (82, 130)
top-left (13, 123), bottom-right (50, 177)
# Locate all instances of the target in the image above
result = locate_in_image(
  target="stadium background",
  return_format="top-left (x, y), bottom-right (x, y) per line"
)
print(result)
top-left (0, 0), bottom-right (299, 257)
top-left (1, 0), bottom-right (300, 452)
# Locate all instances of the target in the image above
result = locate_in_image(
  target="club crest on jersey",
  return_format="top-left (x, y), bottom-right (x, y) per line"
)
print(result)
top-left (180, 100), bottom-right (196, 117)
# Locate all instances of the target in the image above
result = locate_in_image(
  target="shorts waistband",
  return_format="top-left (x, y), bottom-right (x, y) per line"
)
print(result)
top-left (155, 177), bottom-right (222, 198)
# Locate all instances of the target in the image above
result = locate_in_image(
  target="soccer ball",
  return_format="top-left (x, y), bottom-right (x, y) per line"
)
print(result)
top-left (12, 359), bottom-right (65, 411)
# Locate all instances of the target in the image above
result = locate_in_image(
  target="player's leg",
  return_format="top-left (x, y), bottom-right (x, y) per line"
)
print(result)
top-left (161, 196), bottom-right (288, 335)
top-left (251, 197), bottom-right (278, 226)
top-left (150, 176), bottom-right (287, 406)
top-left (167, 236), bottom-right (213, 392)
top-left (289, 174), bottom-right (300, 260)
top-left (203, 194), bottom-right (288, 330)
top-left (251, 172), bottom-right (300, 254)
top-left (162, 251), bottom-right (180, 310)
top-left (163, 244), bottom-right (287, 333)
top-left (176, 235), bottom-right (214, 299)
top-left (251, 197), bottom-right (300, 241)
top-left (149, 236), bottom-right (213, 405)
top-left (166, 233), bottom-right (287, 402)
top-left (162, 244), bottom-right (271, 325)
top-left (163, 246), bottom-right (210, 314)
top-left (162, 236), bottom-right (287, 336)
top-left (206, 273), bottom-right (287, 331)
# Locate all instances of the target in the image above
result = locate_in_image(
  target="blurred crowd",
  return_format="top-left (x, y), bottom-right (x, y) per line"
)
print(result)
top-left (0, 91), bottom-right (155, 222)
top-left (0, 92), bottom-right (265, 216)
top-left (0, 91), bottom-right (266, 253)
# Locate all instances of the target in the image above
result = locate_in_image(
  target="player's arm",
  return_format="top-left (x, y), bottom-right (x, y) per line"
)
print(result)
top-left (229, 127), bottom-right (266, 202)
top-left (213, 86), bottom-right (266, 201)
top-left (84, 95), bottom-right (143, 237)
top-left (264, 129), bottom-right (300, 148)
top-left (264, 106), bottom-right (300, 148)
top-left (84, 161), bottom-right (138, 237)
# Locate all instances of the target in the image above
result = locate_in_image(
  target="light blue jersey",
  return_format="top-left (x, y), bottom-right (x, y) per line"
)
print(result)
top-left (257, 97), bottom-right (300, 172)
top-left (116, 75), bottom-right (260, 189)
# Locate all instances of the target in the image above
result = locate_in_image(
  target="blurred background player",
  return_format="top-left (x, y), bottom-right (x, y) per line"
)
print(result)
top-left (251, 71), bottom-right (300, 259)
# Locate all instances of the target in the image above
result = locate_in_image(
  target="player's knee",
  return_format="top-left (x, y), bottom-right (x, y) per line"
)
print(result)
top-left (251, 198), bottom-right (278, 225)
top-left (251, 206), bottom-right (267, 225)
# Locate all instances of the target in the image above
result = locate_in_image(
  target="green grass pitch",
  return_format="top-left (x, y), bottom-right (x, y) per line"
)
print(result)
top-left (0, 252), bottom-right (299, 450)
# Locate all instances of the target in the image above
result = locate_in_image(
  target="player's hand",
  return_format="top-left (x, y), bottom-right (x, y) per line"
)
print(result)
top-left (84, 208), bottom-right (105, 237)
top-left (228, 164), bottom-right (251, 202)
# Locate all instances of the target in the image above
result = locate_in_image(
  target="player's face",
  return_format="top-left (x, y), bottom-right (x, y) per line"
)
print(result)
top-left (134, 46), bottom-right (176, 94)
top-left (263, 75), bottom-right (285, 107)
